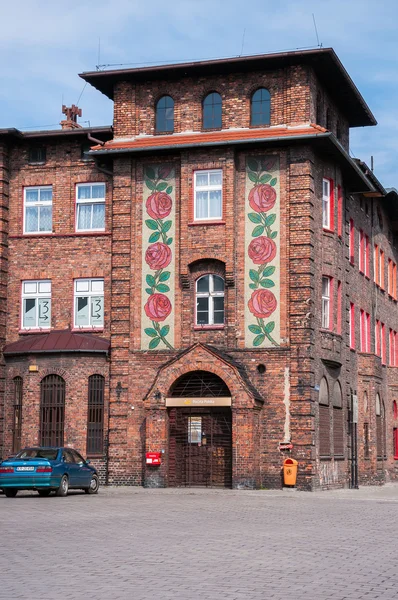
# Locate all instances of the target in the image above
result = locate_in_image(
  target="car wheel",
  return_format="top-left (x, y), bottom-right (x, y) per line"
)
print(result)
top-left (38, 490), bottom-right (52, 497)
top-left (4, 489), bottom-right (18, 498)
top-left (56, 475), bottom-right (69, 497)
top-left (85, 474), bottom-right (99, 494)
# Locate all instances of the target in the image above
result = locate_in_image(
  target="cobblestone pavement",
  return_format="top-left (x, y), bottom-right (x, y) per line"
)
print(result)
top-left (2, 485), bottom-right (398, 600)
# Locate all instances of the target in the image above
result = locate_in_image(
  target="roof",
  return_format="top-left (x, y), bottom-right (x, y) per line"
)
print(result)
top-left (0, 126), bottom-right (112, 141)
top-left (90, 124), bottom-right (327, 153)
top-left (3, 330), bottom-right (110, 356)
top-left (79, 48), bottom-right (376, 127)
top-left (90, 124), bottom-right (375, 193)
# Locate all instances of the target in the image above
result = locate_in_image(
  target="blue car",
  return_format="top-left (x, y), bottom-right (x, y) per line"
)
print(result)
top-left (0, 447), bottom-right (99, 497)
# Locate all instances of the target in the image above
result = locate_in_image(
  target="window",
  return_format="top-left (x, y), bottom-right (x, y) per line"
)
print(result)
top-left (155, 95), bottom-right (174, 133)
top-left (319, 378), bottom-right (330, 458)
top-left (374, 244), bottom-right (379, 283)
top-left (375, 320), bottom-right (381, 356)
top-left (333, 381), bottom-right (344, 458)
top-left (12, 377), bottom-right (23, 453)
top-left (390, 329), bottom-right (397, 367)
top-left (381, 323), bottom-right (386, 365)
top-left (360, 310), bottom-right (370, 352)
top-left (203, 92), bottom-right (222, 129)
top-left (394, 428), bottom-right (398, 460)
top-left (22, 280), bottom-right (51, 329)
top-left (359, 230), bottom-right (364, 273)
top-left (380, 250), bottom-right (385, 289)
top-left (40, 375), bottom-right (65, 447)
top-left (250, 88), bottom-right (271, 126)
top-left (74, 279), bottom-right (104, 328)
top-left (322, 178), bottom-right (334, 230)
top-left (337, 185), bottom-right (343, 237)
top-left (321, 276), bottom-right (331, 329)
top-left (87, 375), bottom-right (105, 455)
top-left (365, 234), bottom-right (370, 277)
top-left (196, 275), bottom-right (224, 326)
top-left (349, 219), bottom-right (355, 264)
top-left (337, 280), bottom-right (342, 334)
top-left (316, 92), bottom-right (323, 125)
top-left (28, 147), bottom-right (46, 164)
top-left (350, 302), bottom-right (355, 349)
top-left (194, 170), bottom-right (222, 221)
top-left (24, 186), bottom-right (52, 234)
top-left (76, 183), bottom-right (105, 231)
top-left (364, 423), bottom-right (370, 459)
top-left (388, 259), bottom-right (397, 298)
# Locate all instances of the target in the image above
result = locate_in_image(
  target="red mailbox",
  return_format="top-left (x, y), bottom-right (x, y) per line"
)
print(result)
top-left (146, 452), bottom-right (161, 466)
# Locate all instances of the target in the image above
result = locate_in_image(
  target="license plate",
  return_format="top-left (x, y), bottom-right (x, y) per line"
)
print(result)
top-left (16, 466), bottom-right (35, 471)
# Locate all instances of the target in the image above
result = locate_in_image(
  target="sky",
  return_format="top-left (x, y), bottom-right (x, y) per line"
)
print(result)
top-left (1, 0), bottom-right (397, 186)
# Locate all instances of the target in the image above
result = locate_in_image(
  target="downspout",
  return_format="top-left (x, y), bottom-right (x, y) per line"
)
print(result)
top-left (87, 134), bottom-right (113, 177)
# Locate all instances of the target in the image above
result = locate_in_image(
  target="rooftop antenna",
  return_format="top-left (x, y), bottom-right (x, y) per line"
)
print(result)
top-left (312, 13), bottom-right (322, 47)
top-left (97, 37), bottom-right (101, 70)
top-left (240, 28), bottom-right (246, 56)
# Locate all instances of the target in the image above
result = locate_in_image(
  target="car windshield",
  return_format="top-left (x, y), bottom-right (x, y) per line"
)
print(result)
top-left (15, 449), bottom-right (58, 460)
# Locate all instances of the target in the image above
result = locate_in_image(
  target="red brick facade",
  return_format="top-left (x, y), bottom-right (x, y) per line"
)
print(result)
top-left (0, 49), bottom-right (397, 490)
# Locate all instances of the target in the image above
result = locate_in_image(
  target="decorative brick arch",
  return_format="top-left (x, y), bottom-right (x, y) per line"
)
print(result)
top-left (145, 343), bottom-right (262, 409)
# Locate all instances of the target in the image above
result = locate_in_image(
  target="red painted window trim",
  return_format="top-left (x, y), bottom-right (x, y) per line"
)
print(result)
top-left (380, 250), bottom-right (385, 290)
top-left (390, 329), bottom-right (394, 366)
top-left (337, 280), bottom-right (342, 334)
top-left (350, 302), bottom-right (355, 350)
top-left (375, 320), bottom-right (381, 356)
top-left (337, 185), bottom-right (343, 237)
top-left (359, 230), bottom-right (364, 273)
top-left (349, 219), bottom-right (355, 264)
top-left (374, 244), bottom-right (379, 284)
top-left (394, 428), bottom-right (398, 460)
top-left (365, 235), bottom-right (370, 277)
top-left (381, 322), bottom-right (386, 365)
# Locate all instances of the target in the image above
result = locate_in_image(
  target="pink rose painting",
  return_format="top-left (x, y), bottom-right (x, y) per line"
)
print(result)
top-left (142, 165), bottom-right (175, 350)
top-left (246, 156), bottom-right (279, 347)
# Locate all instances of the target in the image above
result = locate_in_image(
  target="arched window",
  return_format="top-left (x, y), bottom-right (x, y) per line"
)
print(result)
top-left (250, 88), bottom-right (270, 126)
top-left (316, 91), bottom-right (323, 125)
top-left (319, 377), bottom-right (330, 457)
top-left (332, 381), bottom-right (344, 457)
top-left (196, 275), bottom-right (224, 326)
top-left (376, 393), bottom-right (382, 459)
top-left (156, 95), bottom-right (174, 133)
top-left (40, 375), bottom-right (65, 446)
top-left (203, 92), bottom-right (222, 129)
top-left (393, 400), bottom-right (397, 419)
top-left (12, 377), bottom-right (23, 453)
top-left (87, 375), bottom-right (105, 455)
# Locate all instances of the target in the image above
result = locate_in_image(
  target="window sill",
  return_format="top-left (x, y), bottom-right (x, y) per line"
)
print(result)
top-left (322, 228), bottom-right (335, 235)
top-left (194, 325), bottom-right (225, 331)
top-left (72, 328), bottom-right (104, 333)
top-left (75, 229), bottom-right (106, 234)
top-left (333, 455), bottom-right (345, 461)
top-left (19, 329), bottom-right (51, 335)
top-left (87, 454), bottom-right (105, 459)
top-left (320, 456), bottom-right (332, 461)
top-left (188, 220), bottom-right (225, 227)
top-left (154, 130), bottom-right (174, 135)
top-left (11, 232), bottom-right (111, 240)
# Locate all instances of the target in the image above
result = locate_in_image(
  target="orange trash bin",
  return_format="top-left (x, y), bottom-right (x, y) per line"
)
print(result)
top-left (283, 458), bottom-right (298, 486)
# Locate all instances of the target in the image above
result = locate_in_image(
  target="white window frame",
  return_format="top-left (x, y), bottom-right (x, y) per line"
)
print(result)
top-left (76, 183), bottom-right (106, 232)
top-left (196, 274), bottom-right (225, 326)
top-left (321, 276), bottom-right (330, 329)
top-left (194, 169), bottom-right (223, 221)
top-left (322, 178), bottom-right (331, 229)
top-left (74, 278), bottom-right (104, 329)
top-left (21, 280), bottom-right (51, 330)
top-left (23, 186), bottom-right (52, 235)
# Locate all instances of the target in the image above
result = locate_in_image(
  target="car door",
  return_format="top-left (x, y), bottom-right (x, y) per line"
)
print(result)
top-left (62, 449), bottom-right (79, 487)
top-left (70, 450), bottom-right (92, 488)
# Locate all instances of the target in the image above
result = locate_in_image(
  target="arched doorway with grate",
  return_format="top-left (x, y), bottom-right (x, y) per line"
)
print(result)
top-left (167, 370), bottom-right (232, 488)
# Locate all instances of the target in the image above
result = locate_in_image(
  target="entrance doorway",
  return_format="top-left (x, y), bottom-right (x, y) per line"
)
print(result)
top-left (167, 371), bottom-right (232, 488)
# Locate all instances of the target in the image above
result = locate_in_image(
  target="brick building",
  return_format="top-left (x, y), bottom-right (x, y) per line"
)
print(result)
top-left (0, 47), bottom-right (397, 490)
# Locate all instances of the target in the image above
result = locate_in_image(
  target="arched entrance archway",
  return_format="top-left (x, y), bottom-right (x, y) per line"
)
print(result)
top-left (167, 371), bottom-right (232, 488)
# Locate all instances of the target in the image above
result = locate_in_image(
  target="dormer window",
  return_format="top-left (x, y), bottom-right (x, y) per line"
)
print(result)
top-left (203, 92), bottom-right (222, 129)
top-left (156, 95), bottom-right (174, 133)
top-left (250, 88), bottom-right (270, 126)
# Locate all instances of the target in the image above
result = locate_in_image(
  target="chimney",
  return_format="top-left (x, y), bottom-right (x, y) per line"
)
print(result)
top-left (60, 104), bottom-right (83, 130)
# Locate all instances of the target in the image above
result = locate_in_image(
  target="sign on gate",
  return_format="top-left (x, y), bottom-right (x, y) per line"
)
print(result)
top-left (166, 397), bottom-right (232, 407)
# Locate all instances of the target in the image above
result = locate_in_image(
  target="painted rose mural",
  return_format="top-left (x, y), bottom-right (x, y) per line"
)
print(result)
top-left (245, 156), bottom-right (280, 347)
top-left (141, 165), bottom-right (175, 350)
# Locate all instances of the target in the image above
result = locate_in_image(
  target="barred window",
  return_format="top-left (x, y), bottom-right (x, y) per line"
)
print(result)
top-left (87, 375), bottom-right (105, 455)
top-left (40, 375), bottom-right (65, 447)
top-left (12, 377), bottom-right (23, 453)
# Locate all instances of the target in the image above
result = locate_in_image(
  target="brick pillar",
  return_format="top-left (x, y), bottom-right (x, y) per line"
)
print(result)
top-left (233, 407), bottom-right (261, 489)
top-left (0, 142), bottom-right (9, 460)
top-left (144, 406), bottom-right (168, 488)
top-left (108, 156), bottom-right (134, 484)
